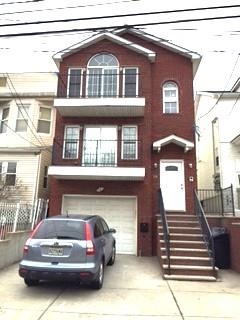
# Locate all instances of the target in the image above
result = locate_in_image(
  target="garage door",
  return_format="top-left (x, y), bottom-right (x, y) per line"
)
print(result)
top-left (62, 195), bottom-right (137, 255)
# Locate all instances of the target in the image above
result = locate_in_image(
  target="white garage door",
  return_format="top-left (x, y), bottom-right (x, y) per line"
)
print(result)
top-left (62, 195), bottom-right (137, 255)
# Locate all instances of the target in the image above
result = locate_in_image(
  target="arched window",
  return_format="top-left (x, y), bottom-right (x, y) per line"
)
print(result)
top-left (163, 81), bottom-right (179, 113)
top-left (87, 53), bottom-right (119, 97)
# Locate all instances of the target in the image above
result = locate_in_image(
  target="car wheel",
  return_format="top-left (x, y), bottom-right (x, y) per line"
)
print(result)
top-left (107, 244), bottom-right (116, 266)
top-left (91, 260), bottom-right (104, 290)
top-left (24, 278), bottom-right (39, 287)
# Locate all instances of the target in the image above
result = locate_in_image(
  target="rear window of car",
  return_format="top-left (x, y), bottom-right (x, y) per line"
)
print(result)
top-left (33, 219), bottom-right (85, 240)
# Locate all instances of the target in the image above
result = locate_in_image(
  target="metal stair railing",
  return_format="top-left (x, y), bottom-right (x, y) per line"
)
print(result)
top-left (158, 189), bottom-right (171, 275)
top-left (194, 190), bottom-right (216, 270)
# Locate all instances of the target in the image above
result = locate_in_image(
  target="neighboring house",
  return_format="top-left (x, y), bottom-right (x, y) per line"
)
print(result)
top-left (48, 28), bottom-right (201, 256)
top-left (0, 72), bottom-right (57, 204)
top-left (195, 78), bottom-right (240, 213)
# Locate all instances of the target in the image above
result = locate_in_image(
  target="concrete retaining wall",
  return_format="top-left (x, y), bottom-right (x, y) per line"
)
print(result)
top-left (0, 231), bottom-right (30, 270)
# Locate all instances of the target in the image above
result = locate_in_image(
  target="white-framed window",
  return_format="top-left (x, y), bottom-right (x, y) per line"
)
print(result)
top-left (123, 67), bottom-right (138, 97)
top-left (87, 54), bottom-right (119, 97)
top-left (0, 162), bottom-right (17, 186)
top-left (0, 107), bottom-right (9, 133)
top-left (83, 126), bottom-right (117, 166)
top-left (67, 68), bottom-right (83, 97)
top-left (15, 104), bottom-right (30, 132)
top-left (121, 126), bottom-right (138, 160)
top-left (63, 126), bottom-right (80, 159)
top-left (37, 107), bottom-right (51, 134)
top-left (163, 82), bottom-right (179, 113)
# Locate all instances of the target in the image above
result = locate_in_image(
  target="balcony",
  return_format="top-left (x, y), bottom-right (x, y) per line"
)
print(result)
top-left (54, 71), bottom-right (145, 117)
top-left (48, 138), bottom-right (145, 181)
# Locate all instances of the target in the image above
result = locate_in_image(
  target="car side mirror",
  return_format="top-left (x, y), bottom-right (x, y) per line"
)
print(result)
top-left (109, 228), bottom-right (116, 234)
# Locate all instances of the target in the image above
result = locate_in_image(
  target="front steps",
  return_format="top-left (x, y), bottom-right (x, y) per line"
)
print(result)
top-left (157, 213), bottom-right (217, 281)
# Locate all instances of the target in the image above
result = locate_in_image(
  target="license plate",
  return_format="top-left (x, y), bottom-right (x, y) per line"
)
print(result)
top-left (48, 247), bottom-right (64, 256)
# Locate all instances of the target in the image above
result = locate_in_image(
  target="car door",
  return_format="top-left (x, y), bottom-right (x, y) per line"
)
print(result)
top-left (99, 218), bottom-right (113, 263)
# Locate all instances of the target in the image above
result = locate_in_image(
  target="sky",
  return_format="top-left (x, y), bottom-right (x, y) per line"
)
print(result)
top-left (0, 0), bottom-right (239, 92)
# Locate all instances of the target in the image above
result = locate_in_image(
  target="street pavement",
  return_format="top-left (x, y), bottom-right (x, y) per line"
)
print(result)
top-left (0, 255), bottom-right (240, 319)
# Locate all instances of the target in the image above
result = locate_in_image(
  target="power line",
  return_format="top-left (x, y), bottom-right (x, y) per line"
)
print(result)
top-left (0, 0), bottom-right (44, 6)
top-left (0, 0), bottom-right (133, 16)
top-left (1, 4), bottom-right (240, 27)
top-left (197, 53), bottom-right (240, 120)
top-left (0, 14), bottom-right (240, 38)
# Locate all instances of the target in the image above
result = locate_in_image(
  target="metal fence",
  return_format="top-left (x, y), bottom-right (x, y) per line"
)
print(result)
top-left (0, 199), bottom-right (48, 240)
top-left (197, 185), bottom-right (235, 216)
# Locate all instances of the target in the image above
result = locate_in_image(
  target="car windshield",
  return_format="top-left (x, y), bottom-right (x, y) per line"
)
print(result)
top-left (33, 219), bottom-right (85, 240)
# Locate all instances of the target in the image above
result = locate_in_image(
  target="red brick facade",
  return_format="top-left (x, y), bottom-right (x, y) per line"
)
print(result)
top-left (49, 29), bottom-right (199, 256)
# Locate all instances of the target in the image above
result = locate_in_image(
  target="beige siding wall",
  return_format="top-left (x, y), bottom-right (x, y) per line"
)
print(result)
top-left (0, 72), bottom-right (57, 94)
top-left (0, 99), bottom-right (56, 148)
top-left (0, 153), bottom-right (39, 203)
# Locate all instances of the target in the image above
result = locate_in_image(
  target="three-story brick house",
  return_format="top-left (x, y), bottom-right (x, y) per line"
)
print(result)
top-left (48, 28), bottom-right (201, 256)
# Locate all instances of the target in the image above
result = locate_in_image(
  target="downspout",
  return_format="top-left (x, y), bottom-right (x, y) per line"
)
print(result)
top-left (32, 150), bottom-right (42, 206)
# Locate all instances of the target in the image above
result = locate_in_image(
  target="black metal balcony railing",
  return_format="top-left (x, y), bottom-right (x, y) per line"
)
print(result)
top-left (52, 139), bottom-right (143, 167)
top-left (197, 185), bottom-right (235, 216)
top-left (57, 72), bottom-right (140, 99)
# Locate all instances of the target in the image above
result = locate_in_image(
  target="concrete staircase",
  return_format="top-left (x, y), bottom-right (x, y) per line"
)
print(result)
top-left (157, 213), bottom-right (217, 281)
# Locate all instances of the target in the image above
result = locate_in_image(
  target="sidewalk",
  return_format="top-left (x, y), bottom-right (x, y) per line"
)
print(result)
top-left (0, 256), bottom-right (240, 319)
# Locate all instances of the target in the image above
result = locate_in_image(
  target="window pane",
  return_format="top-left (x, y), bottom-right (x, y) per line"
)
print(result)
top-left (89, 54), bottom-right (118, 66)
top-left (5, 174), bottom-right (16, 186)
top-left (38, 120), bottom-right (50, 133)
top-left (16, 105), bottom-right (29, 132)
top-left (163, 82), bottom-right (178, 113)
top-left (88, 69), bottom-right (102, 97)
top-left (7, 162), bottom-right (16, 173)
top-left (17, 105), bottom-right (29, 118)
top-left (16, 119), bottom-right (28, 132)
top-left (164, 102), bottom-right (177, 113)
top-left (68, 69), bottom-right (81, 97)
top-left (64, 141), bottom-right (78, 159)
top-left (2, 108), bottom-right (9, 120)
top-left (124, 68), bottom-right (137, 97)
top-left (103, 69), bottom-right (117, 97)
top-left (64, 127), bottom-right (80, 159)
top-left (122, 127), bottom-right (137, 159)
top-left (39, 107), bottom-right (51, 120)
top-left (0, 107), bottom-right (9, 133)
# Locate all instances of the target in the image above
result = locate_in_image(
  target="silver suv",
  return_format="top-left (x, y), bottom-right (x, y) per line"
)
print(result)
top-left (19, 214), bottom-right (116, 289)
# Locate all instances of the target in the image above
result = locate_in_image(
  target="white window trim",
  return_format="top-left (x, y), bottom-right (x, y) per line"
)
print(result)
top-left (122, 67), bottom-right (139, 97)
top-left (67, 68), bottom-right (83, 98)
top-left (63, 125), bottom-right (80, 159)
top-left (121, 125), bottom-right (138, 160)
top-left (86, 54), bottom-right (119, 98)
top-left (83, 125), bottom-right (118, 166)
top-left (0, 106), bottom-right (10, 134)
top-left (163, 82), bottom-right (179, 114)
top-left (0, 161), bottom-right (17, 186)
top-left (37, 106), bottom-right (52, 135)
top-left (16, 104), bottom-right (30, 132)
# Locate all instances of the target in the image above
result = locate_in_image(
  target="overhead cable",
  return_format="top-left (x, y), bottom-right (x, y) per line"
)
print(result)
top-left (1, 4), bottom-right (240, 27)
top-left (0, 15), bottom-right (240, 38)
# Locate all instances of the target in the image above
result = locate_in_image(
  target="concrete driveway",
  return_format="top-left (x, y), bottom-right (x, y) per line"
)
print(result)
top-left (0, 255), bottom-right (240, 319)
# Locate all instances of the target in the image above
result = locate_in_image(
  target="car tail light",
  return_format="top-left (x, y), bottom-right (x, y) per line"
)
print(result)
top-left (23, 245), bottom-right (29, 254)
top-left (85, 222), bottom-right (95, 255)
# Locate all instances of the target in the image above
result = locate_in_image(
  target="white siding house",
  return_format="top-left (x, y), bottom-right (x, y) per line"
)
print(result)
top-left (0, 72), bottom-right (57, 203)
top-left (195, 78), bottom-right (240, 212)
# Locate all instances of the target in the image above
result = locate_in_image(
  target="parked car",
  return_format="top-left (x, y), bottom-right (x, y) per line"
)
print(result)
top-left (19, 214), bottom-right (116, 289)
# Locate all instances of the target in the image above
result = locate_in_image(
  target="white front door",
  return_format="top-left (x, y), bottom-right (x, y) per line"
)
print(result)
top-left (160, 160), bottom-right (186, 211)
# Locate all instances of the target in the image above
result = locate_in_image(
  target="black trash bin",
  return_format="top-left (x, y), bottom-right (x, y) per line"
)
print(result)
top-left (212, 227), bottom-right (230, 269)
